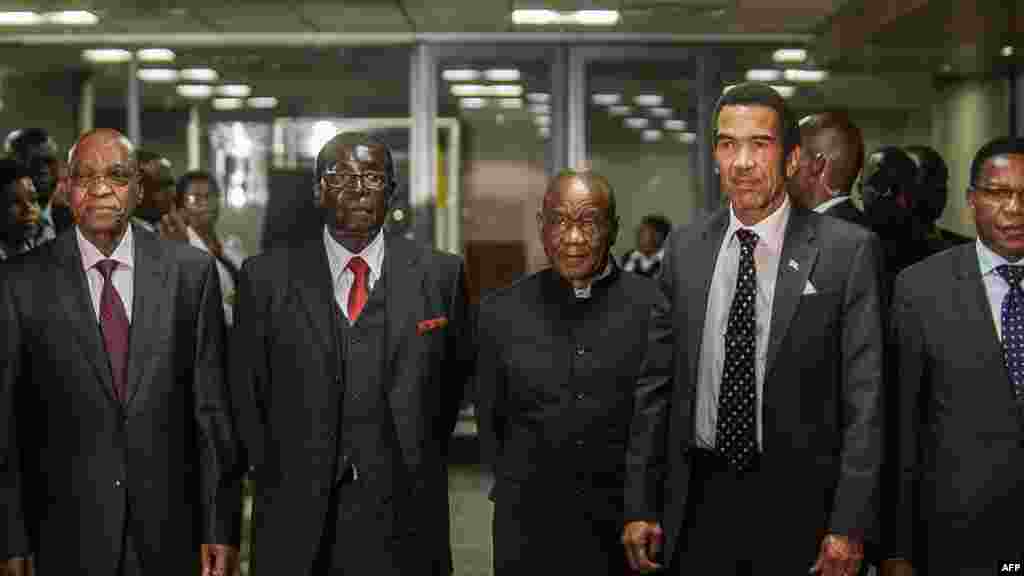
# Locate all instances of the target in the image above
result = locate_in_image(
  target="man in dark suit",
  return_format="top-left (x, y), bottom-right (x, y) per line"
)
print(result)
top-left (884, 137), bottom-right (1024, 576)
top-left (231, 132), bottom-right (470, 575)
top-left (904, 144), bottom-right (973, 251)
top-left (622, 83), bottom-right (884, 576)
top-left (791, 111), bottom-right (869, 227)
top-left (476, 171), bottom-right (669, 575)
top-left (0, 128), bottom-right (240, 576)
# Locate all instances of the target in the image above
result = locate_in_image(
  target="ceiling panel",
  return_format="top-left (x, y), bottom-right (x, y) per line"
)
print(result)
top-left (192, 4), bottom-right (310, 32)
top-left (299, 2), bottom-right (411, 33)
top-left (401, 0), bottom-right (513, 32)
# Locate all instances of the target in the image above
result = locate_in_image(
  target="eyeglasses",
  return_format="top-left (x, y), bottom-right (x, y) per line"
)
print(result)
top-left (540, 211), bottom-right (607, 238)
top-left (69, 170), bottom-right (135, 191)
top-left (322, 170), bottom-right (390, 195)
top-left (971, 185), bottom-right (1024, 205)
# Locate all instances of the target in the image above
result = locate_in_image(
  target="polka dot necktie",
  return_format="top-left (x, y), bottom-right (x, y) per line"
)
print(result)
top-left (716, 228), bottom-right (759, 472)
top-left (996, 264), bottom-right (1024, 410)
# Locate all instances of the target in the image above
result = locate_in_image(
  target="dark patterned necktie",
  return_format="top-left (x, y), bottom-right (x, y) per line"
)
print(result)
top-left (996, 264), bottom-right (1024, 409)
top-left (95, 259), bottom-right (129, 403)
top-left (716, 228), bottom-right (760, 471)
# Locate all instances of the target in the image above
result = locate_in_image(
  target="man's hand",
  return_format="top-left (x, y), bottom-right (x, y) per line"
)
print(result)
top-left (159, 207), bottom-right (189, 242)
top-left (880, 558), bottom-right (913, 576)
top-left (200, 544), bottom-right (238, 576)
top-left (2, 557), bottom-right (28, 576)
top-left (622, 520), bottom-right (663, 573)
top-left (810, 534), bottom-right (864, 576)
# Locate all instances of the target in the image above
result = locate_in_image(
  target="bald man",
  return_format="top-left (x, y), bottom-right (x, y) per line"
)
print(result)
top-left (1, 129), bottom-right (241, 576)
top-left (791, 111), bottom-right (868, 227)
top-left (475, 171), bottom-right (670, 575)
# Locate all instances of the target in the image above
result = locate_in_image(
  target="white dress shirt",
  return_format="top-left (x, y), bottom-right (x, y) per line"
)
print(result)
top-left (976, 238), bottom-right (1024, 341)
top-left (814, 194), bottom-right (853, 214)
top-left (323, 226), bottom-right (386, 322)
top-left (76, 225), bottom-right (135, 324)
top-left (697, 195), bottom-right (792, 449)
top-left (186, 226), bottom-right (247, 326)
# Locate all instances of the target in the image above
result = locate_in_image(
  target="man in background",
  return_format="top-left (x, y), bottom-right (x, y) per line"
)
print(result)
top-left (621, 213), bottom-right (672, 277)
top-left (791, 111), bottom-right (868, 227)
top-left (0, 158), bottom-right (47, 261)
top-left (132, 149), bottom-right (181, 236)
top-left (904, 144), bottom-right (972, 250)
top-left (5, 128), bottom-right (68, 236)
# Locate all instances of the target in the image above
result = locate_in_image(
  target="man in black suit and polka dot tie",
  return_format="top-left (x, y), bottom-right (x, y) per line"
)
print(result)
top-left (623, 83), bottom-right (885, 576)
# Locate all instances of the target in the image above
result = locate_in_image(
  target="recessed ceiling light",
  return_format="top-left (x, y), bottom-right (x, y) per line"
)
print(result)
top-left (451, 84), bottom-right (522, 97)
top-left (608, 105), bottom-right (632, 116)
top-left (677, 132), bottom-right (698, 144)
top-left (82, 48), bottom-right (133, 64)
top-left (499, 98), bottom-right (523, 109)
top-left (137, 68), bottom-right (178, 83)
top-left (529, 103), bottom-right (551, 115)
top-left (783, 69), bottom-right (828, 83)
top-left (44, 10), bottom-right (98, 25)
top-left (770, 85), bottom-right (796, 98)
top-left (664, 119), bottom-right (687, 131)
top-left (212, 98), bottom-right (243, 111)
top-left (772, 48), bottom-right (807, 63)
top-left (642, 129), bottom-right (662, 142)
top-left (649, 107), bottom-right (673, 118)
top-left (180, 68), bottom-right (219, 82)
top-left (592, 93), bottom-right (621, 106)
top-left (459, 97), bottom-right (487, 110)
top-left (534, 114), bottom-right (551, 127)
top-left (570, 10), bottom-right (620, 26)
top-left (625, 117), bottom-right (650, 129)
top-left (136, 48), bottom-right (175, 63)
top-left (451, 84), bottom-right (485, 97)
top-left (0, 11), bottom-right (43, 25)
top-left (176, 84), bottom-right (214, 99)
top-left (491, 84), bottom-right (523, 97)
top-left (247, 97), bottom-right (278, 109)
top-left (511, 9), bottom-right (560, 25)
top-left (442, 69), bottom-right (480, 82)
top-left (526, 92), bottom-right (550, 104)
top-left (484, 69), bottom-right (520, 82)
top-left (745, 69), bottom-right (782, 82)
top-left (633, 94), bottom-right (664, 107)
top-left (216, 84), bottom-right (252, 98)
top-left (1002, 45), bottom-right (1015, 57)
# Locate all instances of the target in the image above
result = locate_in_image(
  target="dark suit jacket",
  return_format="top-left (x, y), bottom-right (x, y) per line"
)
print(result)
top-left (230, 234), bottom-right (470, 575)
top-left (889, 245), bottom-right (1024, 570)
top-left (822, 197), bottom-right (869, 229)
top-left (0, 226), bottom-right (239, 573)
top-left (625, 205), bottom-right (885, 566)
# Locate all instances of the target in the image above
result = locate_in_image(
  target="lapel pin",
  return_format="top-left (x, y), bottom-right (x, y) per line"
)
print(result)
top-left (788, 258), bottom-right (799, 272)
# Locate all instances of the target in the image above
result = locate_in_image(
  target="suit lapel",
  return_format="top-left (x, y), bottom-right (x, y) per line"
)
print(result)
top-left (765, 207), bottom-right (819, 378)
top-left (55, 231), bottom-right (117, 404)
top-left (386, 236), bottom-right (426, 372)
top-left (124, 227), bottom-right (171, 407)
top-left (954, 245), bottom-right (1011, 392)
top-left (687, 209), bottom-right (730, 385)
top-left (298, 238), bottom-right (341, 380)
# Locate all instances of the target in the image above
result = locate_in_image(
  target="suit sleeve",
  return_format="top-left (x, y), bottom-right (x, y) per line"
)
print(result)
top-left (885, 272), bottom-right (925, 561)
top-left (624, 232), bottom-right (675, 523)
top-left (828, 232), bottom-right (886, 540)
top-left (473, 301), bottom-right (504, 481)
top-left (193, 258), bottom-right (242, 545)
top-left (440, 258), bottom-right (472, 447)
top-left (229, 259), bottom-right (269, 483)
top-left (0, 272), bottom-right (29, 560)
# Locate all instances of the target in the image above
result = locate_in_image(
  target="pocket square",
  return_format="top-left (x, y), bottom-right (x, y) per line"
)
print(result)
top-left (802, 280), bottom-right (817, 295)
top-left (417, 316), bottom-right (448, 335)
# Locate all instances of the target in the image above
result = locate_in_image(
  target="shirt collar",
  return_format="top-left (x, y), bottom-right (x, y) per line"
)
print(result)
top-left (725, 193), bottom-right (791, 253)
top-left (814, 194), bottom-right (851, 214)
top-left (323, 225), bottom-right (386, 284)
top-left (976, 238), bottom-right (1024, 277)
top-left (76, 224), bottom-right (134, 272)
top-left (574, 257), bottom-right (614, 299)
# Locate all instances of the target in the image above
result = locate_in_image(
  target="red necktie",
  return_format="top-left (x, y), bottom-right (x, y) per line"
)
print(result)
top-left (95, 259), bottom-right (130, 403)
top-left (347, 256), bottom-right (369, 322)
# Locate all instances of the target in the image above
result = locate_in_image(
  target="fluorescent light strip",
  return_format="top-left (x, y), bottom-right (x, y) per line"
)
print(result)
top-left (592, 93), bottom-right (621, 106)
top-left (176, 84), bottom-right (213, 99)
top-left (44, 10), bottom-right (98, 25)
top-left (608, 105), bottom-right (632, 116)
top-left (0, 11), bottom-right (42, 25)
top-left (459, 98), bottom-right (487, 110)
top-left (633, 94), bottom-right (663, 107)
top-left (642, 129), bottom-right (662, 142)
top-left (442, 69), bottom-right (479, 82)
top-left (526, 92), bottom-right (550, 104)
top-left (511, 8), bottom-right (619, 26)
top-left (772, 48), bottom-right (807, 63)
top-left (664, 119), bottom-right (687, 131)
top-left (450, 84), bottom-right (522, 97)
top-left (648, 107), bottom-right (673, 118)
top-left (136, 48), bottom-right (175, 62)
top-left (217, 84), bottom-right (252, 98)
top-left (511, 9), bottom-right (560, 25)
top-left (625, 117), bottom-right (649, 129)
top-left (247, 97), bottom-right (278, 109)
top-left (499, 98), bottom-right (523, 109)
top-left (783, 69), bottom-right (828, 83)
top-left (213, 98), bottom-right (243, 111)
top-left (484, 69), bottom-right (520, 82)
top-left (137, 68), bottom-right (179, 83)
top-left (82, 48), bottom-right (132, 63)
top-left (180, 68), bottom-right (219, 83)
top-left (571, 10), bottom-right (619, 25)
top-left (745, 68), bottom-right (782, 82)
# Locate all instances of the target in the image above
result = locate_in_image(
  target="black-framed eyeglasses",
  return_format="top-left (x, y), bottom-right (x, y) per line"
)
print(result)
top-left (971, 184), bottom-right (1024, 205)
top-left (540, 211), bottom-right (607, 238)
top-left (322, 170), bottom-right (390, 195)
top-left (69, 169), bottom-right (135, 191)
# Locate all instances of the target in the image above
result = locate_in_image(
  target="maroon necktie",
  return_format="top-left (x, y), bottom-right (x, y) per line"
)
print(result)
top-left (95, 259), bottom-right (129, 403)
top-left (347, 256), bottom-right (369, 322)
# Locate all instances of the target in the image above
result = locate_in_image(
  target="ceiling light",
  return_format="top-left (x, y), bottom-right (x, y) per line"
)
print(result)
top-left (664, 119), bottom-right (687, 131)
top-left (491, 84), bottom-right (522, 97)
top-left (592, 93), bottom-right (621, 106)
top-left (529, 103), bottom-right (551, 115)
top-left (570, 10), bottom-right (620, 26)
top-left (526, 92), bottom-right (550, 104)
top-left (451, 84), bottom-right (485, 97)
top-left (82, 48), bottom-right (132, 64)
top-left (44, 10), bottom-right (98, 25)
top-left (0, 11), bottom-right (43, 25)
top-left (499, 98), bottom-right (523, 109)
top-left (649, 107), bottom-right (673, 118)
top-left (538, 127), bottom-right (550, 139)
top-left (213, 98), bottom-right (243, 111)
top-left (309, 120), bottom-right (338, 157)
top-left (745, 69), bottom-right (782, 82)
top-left (442, 69), bottom-right (479, 82)
top-left (1002, 45), bottom-right (1015, 57)
top-left (180, 68), bottom-right (219, 82)
top-left (770, 85), bottom-right (796, 98)
top-left (511, 9), bottom-right (559, 25)
top-left (608, 105), bottom-right (632, 116)
top-left (137, 68), bottom-right (178, 83)
top-left (772, 48), bottom-right (807, 63)
top-left (176, 84), bottom-right (213, 99)
top-left (677, 132), bottom-right (698, 144)
top-left (217, 84), bottom-right (252, 98)
top-left (247, 97), bottom-right (278, 109)
top-left (534, 114), bottom-right (551, 127)
top-left (633, 94), bottom-right (664, 107)
top-left (136, 48), bottom-right (175, 62)
top-left (783, 69), bottom-right (828, 83)
top-left (459, 98), bottom-right (487, 110)
top-left (484, 69), bottom-right (520, 82)
top-left (642, 129), bottom-right (662, 142)
top-left (625, 117), bottom-right (650, 129)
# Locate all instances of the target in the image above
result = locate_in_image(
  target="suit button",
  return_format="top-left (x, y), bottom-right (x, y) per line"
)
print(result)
top-left (114, 480), bottom-right (122, 488)
top-left (575, 392), bottom-right (585, 401)
top-left (576, 346), bottom-right (586, 356)
top-left (351, 337), bottom-right (361, 345)
top-left (575, 439), bottom-right (585, 447)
